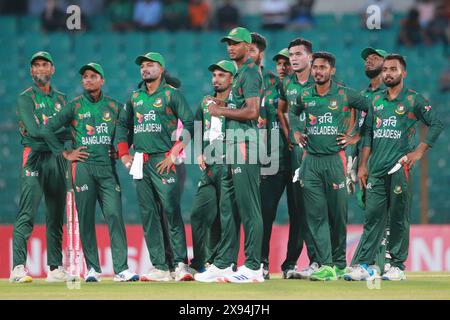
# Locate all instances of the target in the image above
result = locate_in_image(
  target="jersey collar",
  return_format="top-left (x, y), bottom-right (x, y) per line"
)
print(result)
top-left (312, 80), bottom-right (339, 97)
top-left (32, 83), bottom-right (55, 97)
top-left (383, 85), bottom-right (408, 102)
top-left (83, 90), bottom-right (104, 103)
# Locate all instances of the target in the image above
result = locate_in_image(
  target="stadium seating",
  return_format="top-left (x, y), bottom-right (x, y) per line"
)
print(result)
top-left (0, 15), bottom-right (448, 224)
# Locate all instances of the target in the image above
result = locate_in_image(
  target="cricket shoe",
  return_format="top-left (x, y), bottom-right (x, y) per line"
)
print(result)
top-left (85, 267), bottom-right (101, 282)
top-left (282, 266), bottom-right (302, 279)
top-left (343, 264), bottom-right (378, 281)
top-left (334, 266), bottom-right (348, 279)
top-left (9, 265), bottom-right (32, 283)
top-left (114, 269), bottom-right (139, 282)
top-left (174, 262), bottom-right (195, 281)
top-left (223, 265), bottom-right (265, 283)
top-left (310, 265), bottom-right (337, 281)
top-left (382, 266), bottom-right (406, 281)
top-left (140, 268), bottom-right (171, 282)
top-left (194, 264), bottom-right (234, 283)
top-left (46, 266), bottom-right (69, 282)
top-left (297, 262), bottom-right (319, 279)
top-left (262, 264), bottom-right (270, 280)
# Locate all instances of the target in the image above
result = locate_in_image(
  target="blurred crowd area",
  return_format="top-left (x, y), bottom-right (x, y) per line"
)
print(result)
top-left (0, 0), bottom-right (448, 48)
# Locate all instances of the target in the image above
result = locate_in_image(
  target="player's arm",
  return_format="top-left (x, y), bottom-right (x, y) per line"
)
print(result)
top-left (169, 90), bottom-right (194, 157)
top-left (17, 95), bottom-right (46, 139)
top-left (337, 89), bottom-right (369, 148)
top-left (358, 105), bottom-right (374, 188)
top-left (289, 94), bottom-right (306, 146)
top-left (194, 102), bottom-right (206, 170)
top-left (116, 100), bottom-right (134, 168)
top-left (402, 95), bottom-right (445, 168)
top-left (209, 69), bottom-right (262, 121)
top-left (41, 102), bottom-right (89, 161)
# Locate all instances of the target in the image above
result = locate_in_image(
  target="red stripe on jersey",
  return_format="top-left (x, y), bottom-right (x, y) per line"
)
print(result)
top-left (22, 147), bottom-right (32, 168)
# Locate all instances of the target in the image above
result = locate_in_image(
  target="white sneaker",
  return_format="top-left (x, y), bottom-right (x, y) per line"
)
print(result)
top-left (140, 268), bottom-right (171, 282)
top-left (174, 262), bottom-right (195, 281)
top-left (84, 267), bottom-right (101, 282)
top-left (194, 264), bottom-right (234, 283)
top-left (344, 264), bottom-right (380, 281)
top-left (46, 266), bottom-right (69, 282)
top-left (114, 269), bottom-right (139, 282)
top-left (9, 265), bottom-right (32, 283)
top-left (382, 266), bottom-right (406, 281)
top-left (298, 262), bottom-right (319, 279)
top-left (224, 265), bottom-right (265, 283)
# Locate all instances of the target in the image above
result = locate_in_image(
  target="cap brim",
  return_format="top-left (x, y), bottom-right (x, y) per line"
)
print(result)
top-left (221, 36), bottom-right (244, 43)
top-left (208, 64), bottom-right (230, 74)
top-left (31, 56), bottom-right (53, 65)
top-left (361, 48), bottom-right (379, 60)
top-left (79, 66), bottom-right (103, 78)
top-left (135, 56), bottom-right (149, 65)
top-left (272, 54), bottom-right (289, 61)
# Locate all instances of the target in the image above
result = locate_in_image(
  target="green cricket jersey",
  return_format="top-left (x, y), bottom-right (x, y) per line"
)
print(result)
top-left (41, 91), bottom-right (121, 165)
top-left (363, 86), bottom-right (444, 177)
top-left (117, 78), bottom-right (194, 154)
top-left (279, 73), bottom-right (315, 141)
top-left (259, 68), bottom-right (289, 171)
top-left (195, 94), bottom-right (226, 161)
top-left (226, 58), bottom-right (263, 143)
top-left (17, 84), bottom-right (70, 152)
top-left (290, 81), bottom-right (369, 156)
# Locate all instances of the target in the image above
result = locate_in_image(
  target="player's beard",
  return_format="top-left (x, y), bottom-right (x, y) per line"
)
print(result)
top-left (384, 75), bottom-right (402, 87)
top-left (214, 84), bottom-right (228, 93)
top-left (315, 74), bottom-right (330, 85)
top-left (33, 74), bottom-right (51, 86)
top-left (365, 66), bottom-right (382, 79)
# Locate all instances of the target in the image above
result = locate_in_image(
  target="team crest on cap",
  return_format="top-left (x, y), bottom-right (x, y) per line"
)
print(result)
top-left (395, 104), bottom-right (405, 115)
top-left (328, 100), bottom-right (338, 110)
top-left (394, 185), bottom-right (402, 194)
top-left (54, 103), bottom-right (62, 112)
top-left (102, 111), bottom-right (112, 122)
top-left (153, 98), bottom-right (163, 108)
top-left (230, 28), bottom-right (238, 35)
top-left (424, 105), bottom-right (431, 112)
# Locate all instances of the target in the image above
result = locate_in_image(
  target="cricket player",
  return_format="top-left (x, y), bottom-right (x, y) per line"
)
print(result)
top-left (117, 52), bottom-right (195, 282)
top-left (248, 32), bottom-right (296, 280)
top-left (277, 38), bottom-right (318, 279)
top-left (10, 51), bottom-right (85, 283)
top-left (40, 63), bottom-right (139, 282)
top-left (344, 54), bottom-right (444, 281)
top-left (206, 27), bottom-right (265, 283)
top-left (190, 60), bottom-right (236, 275)
top-left (348, 48), bottom-right (392, 275)
top-left (289, 52), bottom-right (369, 281)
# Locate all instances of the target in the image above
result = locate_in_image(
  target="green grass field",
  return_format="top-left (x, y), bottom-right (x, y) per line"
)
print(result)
top-left (1, 273), bottom-right (450, 300)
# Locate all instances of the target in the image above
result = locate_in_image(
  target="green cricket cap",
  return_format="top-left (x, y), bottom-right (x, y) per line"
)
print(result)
top-left (135, 52), bottom-right (166, 68)
top-left (221, 27), bottom-right (252, 44)
top-left (272, 48), bottom-right (290, 61)
top-left (30, 51), bottom-right (54, 65)
top-left (361, 47), bottom-right (389, 60)
top-left (79, 62), bottom-right (105, 78)
top-left (208, 60), bottom-right (237, 76)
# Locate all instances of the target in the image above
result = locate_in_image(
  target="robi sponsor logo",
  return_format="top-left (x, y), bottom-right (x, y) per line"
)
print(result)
top-left (308, 114), bottom-right (317, 125)
top-left (75, 184), bottom-right (89, 192)
top-left (25, 170), bottom-right (39, 177)
top-left (162, 177), bottom-right (176, 185)
top-left (332, 182), bottom-right (345, 190)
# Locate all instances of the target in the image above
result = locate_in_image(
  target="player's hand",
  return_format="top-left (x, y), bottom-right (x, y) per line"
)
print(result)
top-left (121, 154), bottom-right (134, 170)
top-left (197, 155), bottom-right (206, 171)
top-left (402, 151), bottom-right (422, 169)
top-left (156, 154), bottom-right (175, 175)
top-left (294, 131), bottom-right (307, 147)
top-left (358, 164), bottom-right (369, 189)
top-left (109, 147), bottom-right (118, 160)
top-left (208, 103), bottom-right (224, 117)
top-left (286, 136), bottom-right (294, 151)
top-left (63, 146), bottom-right (89, 162)
top-left (206, 96), bottom-right (226, 108)
top-left (336, 132), bottom-right (360, 148)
